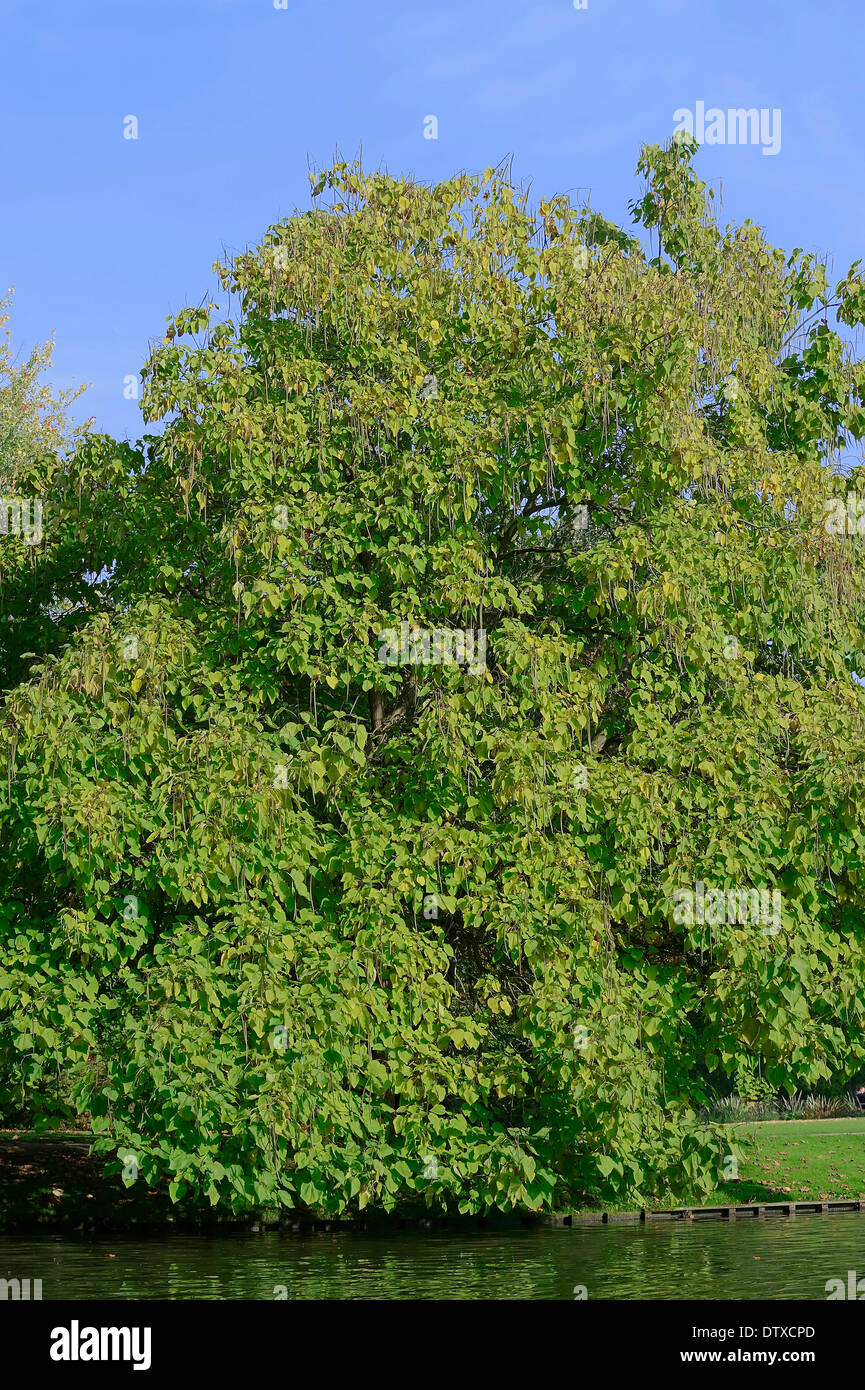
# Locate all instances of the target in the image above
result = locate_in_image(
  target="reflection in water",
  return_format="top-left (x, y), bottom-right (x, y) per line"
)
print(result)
top-left (2, 1215), bottom-right (865, 1300)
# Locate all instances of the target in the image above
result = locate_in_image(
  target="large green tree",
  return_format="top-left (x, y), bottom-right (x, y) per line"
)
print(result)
top-left (3, 140), bottom-right (865, 1213)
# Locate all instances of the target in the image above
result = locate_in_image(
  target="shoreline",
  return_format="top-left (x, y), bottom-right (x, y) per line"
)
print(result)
top-left (4, 1122), bottom-right (865, 1235)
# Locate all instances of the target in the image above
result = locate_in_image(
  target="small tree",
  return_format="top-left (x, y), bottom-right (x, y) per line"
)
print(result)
top-left (0, 296), bottom-right (119, 693)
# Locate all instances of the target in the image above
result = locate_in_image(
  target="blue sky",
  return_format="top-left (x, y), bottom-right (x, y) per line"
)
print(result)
top-left (1, 0), bottom-right (863, 440)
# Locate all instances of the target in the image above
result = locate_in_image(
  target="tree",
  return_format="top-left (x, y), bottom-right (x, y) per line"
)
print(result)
top-left (0, 295), bottom-right (123, 694)
top-left (3, 140), bottom-right (865, 1213)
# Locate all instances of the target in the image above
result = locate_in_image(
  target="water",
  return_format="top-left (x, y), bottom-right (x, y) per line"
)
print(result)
top-left (3, 1213), bottom-right (865, 1299)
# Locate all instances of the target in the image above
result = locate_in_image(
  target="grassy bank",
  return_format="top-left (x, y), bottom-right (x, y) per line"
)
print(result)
top-left (714, 1118), bottom-right (865, 1205)
top-left (567, 1118), bottom-right (865, 1215)
top-left (4, 1119), bottom-right (865, 1230)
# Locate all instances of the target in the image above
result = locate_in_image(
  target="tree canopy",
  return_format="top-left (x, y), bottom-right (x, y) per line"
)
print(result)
top-left (3, 139), bottom-right (865, 1214)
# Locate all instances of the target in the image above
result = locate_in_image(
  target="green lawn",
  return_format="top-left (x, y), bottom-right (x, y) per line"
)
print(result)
top-left (715, 1118), bottom-right (865, 1204)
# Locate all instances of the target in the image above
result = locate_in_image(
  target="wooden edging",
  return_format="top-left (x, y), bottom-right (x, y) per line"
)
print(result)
top-left (543, 1200), bottom-right (865, 1227)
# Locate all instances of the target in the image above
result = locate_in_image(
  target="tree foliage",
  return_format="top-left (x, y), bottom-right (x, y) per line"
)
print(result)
top-left (3, 141), bottom-right (865, 1213)
top-left (0, 295), bottom-right (102, 691)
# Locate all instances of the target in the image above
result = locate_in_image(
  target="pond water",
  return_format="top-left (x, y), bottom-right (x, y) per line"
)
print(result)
top-left (2, 1212), bottom-right (865, 1300)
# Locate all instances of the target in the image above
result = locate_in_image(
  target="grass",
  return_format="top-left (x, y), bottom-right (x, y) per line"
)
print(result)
top-left (564, 1117), bottom-right (865, 1215)
top-left (715, 1118), bottom-right (865, 1204)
